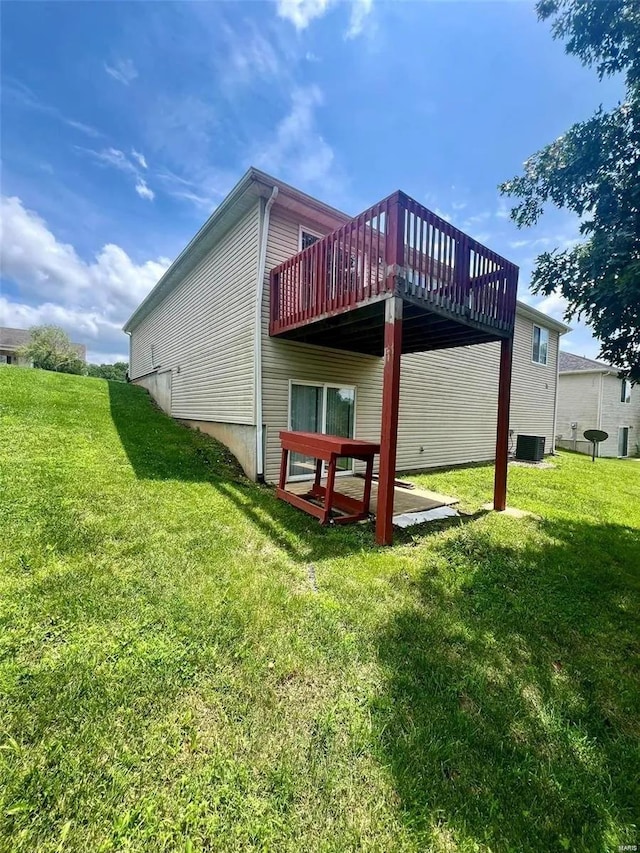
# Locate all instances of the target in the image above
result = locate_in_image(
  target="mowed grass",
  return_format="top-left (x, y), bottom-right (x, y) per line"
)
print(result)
top-left (0, 366), bottom-right (638, 853)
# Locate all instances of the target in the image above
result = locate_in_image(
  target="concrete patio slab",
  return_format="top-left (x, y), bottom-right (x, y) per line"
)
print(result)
top-left (288, 475), bottom-right (458, 518)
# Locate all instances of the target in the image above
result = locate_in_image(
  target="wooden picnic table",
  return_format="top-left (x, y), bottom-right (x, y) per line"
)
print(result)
top-left (277, 431), bottom-right (381, 525)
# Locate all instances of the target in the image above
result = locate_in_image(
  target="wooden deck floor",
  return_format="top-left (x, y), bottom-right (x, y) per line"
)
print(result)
top-left (287, 475), bottom-right (458, 517)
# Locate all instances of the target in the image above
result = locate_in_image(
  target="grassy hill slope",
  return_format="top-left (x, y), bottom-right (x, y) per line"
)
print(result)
top-left (0, 367), bottom-right (638, 853)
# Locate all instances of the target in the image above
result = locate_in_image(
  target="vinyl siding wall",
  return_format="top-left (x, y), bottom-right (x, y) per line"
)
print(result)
top-left (600, 374), bottom-right (640, 457)
top-left (129, 203), bottom-right (260, 424)
top-left (397, 317), bottom-right (560, 471)
top-left (261, 206), bottom-right (561, 482)
top-left (556, 373), bottom-right (600, 453)
top-left (556, 372), bottom-right (640, 457)
top-left (509, 318), bottom-right (559, 453)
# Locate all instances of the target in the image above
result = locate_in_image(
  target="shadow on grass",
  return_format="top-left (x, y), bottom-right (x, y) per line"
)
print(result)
top-left (374, 515), bottom-right (640, 851)
top-left (109, 381), bottom-right (640, 847)
top-left (108, 381), bottom-right (481, 560)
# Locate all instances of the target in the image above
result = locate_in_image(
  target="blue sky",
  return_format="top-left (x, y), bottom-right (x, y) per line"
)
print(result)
top-left (1, 0), bottom-right (623, 362)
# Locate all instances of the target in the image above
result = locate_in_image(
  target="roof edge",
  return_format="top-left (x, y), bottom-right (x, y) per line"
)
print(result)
top-left (123, 168), bottom-right (352, 334)
top-left (124, 168), bottom-right (260, 333)
top-left (559, 368), bottom-right (614, 375)
top-left (559, 349), bottom-right (619, 374)
top-left (515, 301), bottom-right (571, 334)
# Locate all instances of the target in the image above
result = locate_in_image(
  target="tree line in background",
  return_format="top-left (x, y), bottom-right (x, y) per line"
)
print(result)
top-left (17, 325), bottom-right (128, 382)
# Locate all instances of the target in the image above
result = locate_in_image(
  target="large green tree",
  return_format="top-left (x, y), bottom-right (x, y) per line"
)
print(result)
top-left (500, 0), bottom-right (640, 381)
top-left (18, 325), bottom-right (86, 375)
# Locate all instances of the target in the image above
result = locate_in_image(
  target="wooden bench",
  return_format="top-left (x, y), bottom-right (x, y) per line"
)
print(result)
top-left (277, 431), bottom-right (381, 525)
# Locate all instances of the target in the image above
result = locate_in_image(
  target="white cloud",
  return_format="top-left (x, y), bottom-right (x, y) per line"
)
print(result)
top-left (253, 86), bottom-right (334, 187)
top-left (277, 0), bottom-right (333, 29)
top-left (0, 196), bottom-right (169, 361)
top-left (462, 211), bottom-right (491, 227)
top-left (434, 207), bottom-right (452, 222)
top-left (131, 149), bottom-right (148, 169)
top-left (0, 297), bottom-right (125, 357)
top-left (276, 0), bottom-right (373, 37)
top-left (222, 22), bottom-right (282, 87)
top-left (135, 179), bottom-right (155, 201)
top-left (535, 291), bottom-right (569, 321)
top-left (346, 0), bottom-right (373, 38)
top-left (4, 78), bottom-right (101, 138)
top-left (104, 58), bottom-right (138, 86)
top-left (141, 95), bottom-right (232, 210)
top-left (84, 146), bottom-right (138, 176)
top-left (79, 147), bottom-right (155, 202)
top-left (154, 168), bottom-right (230, 212)
top-left (508, 233), bottom-right (580, 251)
top-left (560, 333), bottom-right (600, 361)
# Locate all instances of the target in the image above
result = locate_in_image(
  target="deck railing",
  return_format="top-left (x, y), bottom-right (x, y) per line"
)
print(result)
top-left (270, 191), bottom-right (518, 337)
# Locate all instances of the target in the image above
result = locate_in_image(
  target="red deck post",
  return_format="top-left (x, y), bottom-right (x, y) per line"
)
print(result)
top-left (376, 296), bottom-right (403, 545)
top-left (493, 335), bottom-right (513, 511)
top-left (279, 446), bottom-right (289, 490)
top-left (322, 455), bottom-right (337, 524)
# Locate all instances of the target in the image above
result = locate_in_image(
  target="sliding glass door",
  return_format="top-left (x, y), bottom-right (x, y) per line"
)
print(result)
top-left (289, 383), bottom-right (323, 478)
top-left (618, 427), bottom-right (629, 458)
top-left (325, 386), bottom-right (355, 473)
top-left (289, 382), bottom-right (356, 479)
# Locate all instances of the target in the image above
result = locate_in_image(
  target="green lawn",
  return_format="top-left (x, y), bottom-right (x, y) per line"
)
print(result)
top-left (1, 366), bottom-right (638, 853)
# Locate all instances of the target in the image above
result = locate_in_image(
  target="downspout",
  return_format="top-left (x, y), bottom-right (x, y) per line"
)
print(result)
top-left (551, 332), bottom-right (560, 454)
top-left (597, 372), bottom-right (608, 430)
top-left (596, 370), bottom-right (611, 456)
top-left (254, 185), bottom-right (279, 483)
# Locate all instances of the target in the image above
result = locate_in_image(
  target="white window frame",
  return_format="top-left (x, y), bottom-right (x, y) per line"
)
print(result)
top-left (621, 378), bottom-right (631, 404)
top-left (298, 226), bottom-right (323, 252)
top-left (618, 426), bottom-right (630, 458)
top-left (532, 324), bottom-right (549, 366)
top-left (287, 379), bottom-right (357, 481)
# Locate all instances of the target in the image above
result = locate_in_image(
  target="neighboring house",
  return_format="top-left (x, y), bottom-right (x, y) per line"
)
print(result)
top-left (556, 352), bottom-right (639, 457)
top-left (0, 328), bottom-right (32, 366)
top-left (0, 327), bottom-right (87, 366)
top-left (124, 169), bottom-right (567, 497)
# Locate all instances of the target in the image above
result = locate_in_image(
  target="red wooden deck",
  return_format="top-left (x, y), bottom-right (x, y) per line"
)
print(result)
top-left (270, 190), bottom-right (518, 355)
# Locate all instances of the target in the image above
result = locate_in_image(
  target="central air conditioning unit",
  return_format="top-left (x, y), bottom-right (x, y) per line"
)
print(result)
top-left (515, 434), bottom-right (545, 462)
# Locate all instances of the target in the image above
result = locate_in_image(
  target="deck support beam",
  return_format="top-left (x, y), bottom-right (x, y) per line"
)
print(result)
top-left (493, 335), bottom-right (513, 511)
top-left (376, 296), bottom-right (403, 546)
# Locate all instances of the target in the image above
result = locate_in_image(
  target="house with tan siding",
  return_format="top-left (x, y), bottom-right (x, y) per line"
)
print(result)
top-left (556, 352), bottom-right (639, 457)
top-left (124, 168), bottom-right (567, 515)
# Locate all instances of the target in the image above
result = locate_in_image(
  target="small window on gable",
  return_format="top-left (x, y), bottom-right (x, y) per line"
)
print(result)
top-left (621, 378), bottom-right (631, 403)
top-left (300, 228), bottom-right (321, 251)
top-left (532, 325), bottom-right (549, 365)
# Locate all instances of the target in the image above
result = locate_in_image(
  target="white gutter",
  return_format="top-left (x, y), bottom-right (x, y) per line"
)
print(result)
top-left (254, 185), bottom-right (278, 481)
